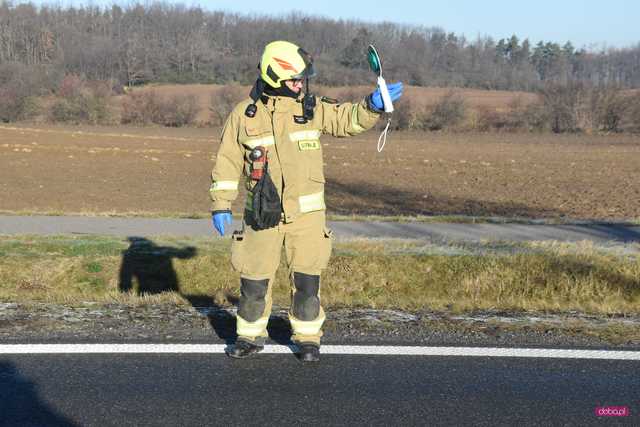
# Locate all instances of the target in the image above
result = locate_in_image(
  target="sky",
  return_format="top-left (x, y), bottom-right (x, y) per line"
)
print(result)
top-left (25, 0), bottom-right (640, 49)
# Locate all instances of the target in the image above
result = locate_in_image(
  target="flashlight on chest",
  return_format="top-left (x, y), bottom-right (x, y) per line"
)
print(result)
top-left (250, 146), bottom-right (267, 180)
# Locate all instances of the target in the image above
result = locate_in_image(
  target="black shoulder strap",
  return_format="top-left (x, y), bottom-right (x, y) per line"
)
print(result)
top-left (249, 79), bottom-right (266, 103)
top-left (246, 79), bottom-right (266, 117)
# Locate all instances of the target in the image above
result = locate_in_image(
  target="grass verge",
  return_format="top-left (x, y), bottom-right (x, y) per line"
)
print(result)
top-left (1, 210), bottom-right (636, 225)
top-left (0, 235), bottom-right (638, 316)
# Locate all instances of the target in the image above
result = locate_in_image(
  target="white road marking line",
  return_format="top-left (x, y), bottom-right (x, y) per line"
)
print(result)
top-left (0, 344), bottom-right (639, 360)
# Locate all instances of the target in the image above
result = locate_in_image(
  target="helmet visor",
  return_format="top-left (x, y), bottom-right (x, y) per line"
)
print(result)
top-left (291, 48), bottom-right (316, 79)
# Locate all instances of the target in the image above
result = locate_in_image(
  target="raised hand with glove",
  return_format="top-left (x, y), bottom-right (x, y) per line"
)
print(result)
top-left (367, 82), bottom-right (404, 113)
top-left (212, 210), bottom-right (233, 236)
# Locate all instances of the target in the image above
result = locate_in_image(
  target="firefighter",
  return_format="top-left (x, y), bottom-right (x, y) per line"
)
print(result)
top-left (209, 40), bottom-right (403, 362)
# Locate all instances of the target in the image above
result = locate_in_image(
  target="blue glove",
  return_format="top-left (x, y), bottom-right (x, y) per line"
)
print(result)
top-left (369, 82), bottom-right (404, 112)
top-left (212, 211), bottom-right (233, 236)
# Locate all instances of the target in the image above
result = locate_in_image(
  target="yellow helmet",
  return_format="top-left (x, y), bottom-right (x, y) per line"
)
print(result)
top-left (259, 41), bottom-right (315, 88)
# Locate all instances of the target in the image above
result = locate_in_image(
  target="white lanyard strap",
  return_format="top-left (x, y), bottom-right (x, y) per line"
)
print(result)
top-left (377, 117), bottom-right (391, 152)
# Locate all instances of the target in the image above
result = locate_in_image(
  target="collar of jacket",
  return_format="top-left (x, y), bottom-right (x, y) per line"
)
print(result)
top-left (260, 93), bottom-right (303, 112)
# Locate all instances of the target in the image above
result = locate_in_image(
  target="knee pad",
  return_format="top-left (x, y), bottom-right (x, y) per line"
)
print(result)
top-left (238, 278), bottom-right (268, 322)
top-left (292, 272), bottom-right (320, 321)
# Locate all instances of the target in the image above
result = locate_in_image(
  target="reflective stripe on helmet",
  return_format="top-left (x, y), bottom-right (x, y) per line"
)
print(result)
top-left (299, 191), bottom-right (325, 213)
top-left (260, 41), bottom-right (312, 89)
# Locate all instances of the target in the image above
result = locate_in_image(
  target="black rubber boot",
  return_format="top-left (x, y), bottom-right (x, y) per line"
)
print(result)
top-left (226, 339), bottom-right (264, 359)
top-left (297, 343), bottom-right (320, 363)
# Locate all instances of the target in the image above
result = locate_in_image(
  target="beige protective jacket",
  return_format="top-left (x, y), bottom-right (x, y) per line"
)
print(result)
top-left (210, 94), bottom-right (380, 223)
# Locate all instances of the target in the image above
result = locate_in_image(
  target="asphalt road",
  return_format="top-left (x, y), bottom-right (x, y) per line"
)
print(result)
top-left (1, 215), bottom-right (640, 243)
top-left (1, 353), bottom-right (637, 426)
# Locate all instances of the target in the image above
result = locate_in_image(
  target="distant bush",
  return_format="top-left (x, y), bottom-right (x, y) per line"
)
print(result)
top-left (521, 102), bottom-right (550, 131)
top-left (122, 90), bottom-right (198, 127)
top-left (420, 91), bottom-right (466, 131)
top-left (476, 97), bottom-right (549, 132)
top-left (591, 87), bottom-right (627, 132)
top-left (49, 95), bottom-right (110, 125)
top-left (364, 91), bottom-right (466, 132)
top-left (390, 98), bottom-right (418, 130)
top-left (540, 83), bottom-right (628, 133)
top-left (209, 85), bottom-right (245, 126)
top-left (541, 83), bottom-right (581, 133)
top-left (49, 98), bottom-right (84, 123)
top-left (476, 107), bottom-right (510, 132)
top-left (0, 87), bottom-right (39, 122)
top-left (121, 91), bottom-right (164, 125)
top-left (162, 94), bottom-right (199, 127)
top-left (49, 75), bottom-right (112, 124)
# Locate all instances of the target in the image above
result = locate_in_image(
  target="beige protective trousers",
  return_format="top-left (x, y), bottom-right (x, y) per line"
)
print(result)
top-left (230, 210), bottom-right (332, 345)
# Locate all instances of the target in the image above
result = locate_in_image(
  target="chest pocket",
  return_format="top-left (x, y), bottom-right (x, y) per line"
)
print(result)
top-left (243, 118), bottom-right (274, 150)
top-left (289, 129), bottom-right (324, 183)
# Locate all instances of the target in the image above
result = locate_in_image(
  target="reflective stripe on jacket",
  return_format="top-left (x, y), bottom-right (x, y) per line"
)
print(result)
top-left (210, 94), bottom-right (380, 222)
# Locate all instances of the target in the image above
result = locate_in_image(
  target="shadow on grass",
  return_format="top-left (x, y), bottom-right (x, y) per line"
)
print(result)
top-left (0, 361), bottom-right (79, 426)
top-left (118, 237), bottom-right (196, 295)
top-left (117, 237), bottom-right (293, 345)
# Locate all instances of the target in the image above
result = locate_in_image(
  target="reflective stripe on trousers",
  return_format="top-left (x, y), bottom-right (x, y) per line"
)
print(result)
top-left (236, 315), bottom-right (270, 338)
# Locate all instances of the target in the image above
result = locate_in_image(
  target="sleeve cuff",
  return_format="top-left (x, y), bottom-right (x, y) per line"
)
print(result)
top-left (365, 95), bottom-right (384, 114)
top-left (357, 98), bottom-right (382, 130)
top-left (211, 201), bottom-right (232, 211)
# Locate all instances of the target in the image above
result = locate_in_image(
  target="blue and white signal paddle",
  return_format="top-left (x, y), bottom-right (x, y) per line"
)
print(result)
top-left (367, 45), bottom-right (398, 152)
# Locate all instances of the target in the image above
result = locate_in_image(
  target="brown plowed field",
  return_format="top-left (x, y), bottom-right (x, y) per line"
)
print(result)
top-left (1, 124), bottom-right (639, 221)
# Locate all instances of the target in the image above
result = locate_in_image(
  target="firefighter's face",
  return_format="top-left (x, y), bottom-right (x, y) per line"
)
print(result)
top-left (284, 79), bottom-right (303, 93)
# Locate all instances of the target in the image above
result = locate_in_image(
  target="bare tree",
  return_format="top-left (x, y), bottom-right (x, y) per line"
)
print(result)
top-left (0, 2), bottom-right (639, 92)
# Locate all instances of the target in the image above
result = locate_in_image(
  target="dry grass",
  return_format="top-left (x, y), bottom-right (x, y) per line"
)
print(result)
top-left (1, 235), bottom-right (638, 316)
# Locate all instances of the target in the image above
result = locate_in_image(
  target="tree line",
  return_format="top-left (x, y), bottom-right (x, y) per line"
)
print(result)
top-left (1, 1), bottom-right (639, 91)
